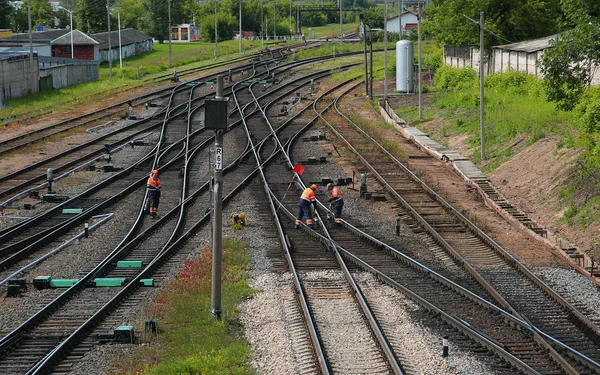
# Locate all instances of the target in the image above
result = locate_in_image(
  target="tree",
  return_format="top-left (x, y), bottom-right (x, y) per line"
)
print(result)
top-left (10, 4), bottom-right (28, 33)
top-left (424, 0), bottom-right (562, 47)
top-left (0, 1), bottom-right (12, 29)
top-left (76, 0), bottom-right (108, 34)
top-left (115, 0), bottom-right (144, 30)
top-left (539, 0), bottom-right (600, 110)
top-left (55, 8), bottom-right (72, 29)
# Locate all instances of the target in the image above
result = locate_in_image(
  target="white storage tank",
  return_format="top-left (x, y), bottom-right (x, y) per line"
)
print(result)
top-left (396, 40), bottom-right (414, 93)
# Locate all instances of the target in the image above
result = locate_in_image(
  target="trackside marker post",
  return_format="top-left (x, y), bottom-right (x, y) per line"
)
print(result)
top-left (442, 336), bottom-right (449, 357)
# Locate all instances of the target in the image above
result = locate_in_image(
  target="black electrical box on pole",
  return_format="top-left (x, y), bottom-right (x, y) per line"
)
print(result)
top-left (208, 76), bottom-right (229, 320)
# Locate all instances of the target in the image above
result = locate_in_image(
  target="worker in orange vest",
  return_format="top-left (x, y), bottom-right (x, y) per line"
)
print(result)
top-left (147, 169), bottom-right (161, 218)
top-left (296, 184), bottom-right (317, 229)
top-left (327, 183), bottom-right (344, 225)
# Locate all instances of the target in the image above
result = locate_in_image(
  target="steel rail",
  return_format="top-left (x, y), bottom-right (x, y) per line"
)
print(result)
top-left (320, 79), bottom-right (600, 373)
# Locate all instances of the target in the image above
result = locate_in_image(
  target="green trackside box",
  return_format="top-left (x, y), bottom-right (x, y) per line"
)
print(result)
top-left (49, 279), bottom-right (79, 288)
top-left (117, 260), bottom-right (143, 268)
top-left (93, 278), bottom-right (126, 287)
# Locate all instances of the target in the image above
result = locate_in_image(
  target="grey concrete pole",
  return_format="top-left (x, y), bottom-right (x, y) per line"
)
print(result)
top-left (261, 2), bottom-right (264, 47)
top-left (369, 33), bottom-right (373, 100)
top-left (168, 0), bottom-right (172, 68)
top-left (107, 0), bottom-right (112, 80)
top-left (384, 0), bottom-right (388, 100)
top-left (211, 75), bottom-right (225, 319)
top-left (118, 11), bottom-right (122, 68)
top-left (339, 0), bottom-right (342, 43)
top-left (28, 0), bottom-right (35, 93)
top-left (239, 0), bottom-right (242, 52)
top-left (418, 2), bottom-right (422, 120)
top-left (480, 11), bottom-right (485, 160)
top-left (274, 0), bottom-right (276, 40)
top-left (399, 0), bottom-right (403, 39)
top-left (70, 11), bottom-right (74, 59)
top-left (360, 13), bottom-right (369, 95)
top-left (215, 0), bottom-right (218, 59)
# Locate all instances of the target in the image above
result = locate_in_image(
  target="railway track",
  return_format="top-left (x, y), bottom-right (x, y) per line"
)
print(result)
top-left (0, 54), bottom-right (356, 374)
top-left (313, 78), bottom-right (600, 373)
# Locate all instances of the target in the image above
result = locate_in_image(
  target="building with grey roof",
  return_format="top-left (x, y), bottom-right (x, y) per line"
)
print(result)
top-left (51, 30), bottom-right (100, 61)
top-left (91, 29), bottom-right (153, 62)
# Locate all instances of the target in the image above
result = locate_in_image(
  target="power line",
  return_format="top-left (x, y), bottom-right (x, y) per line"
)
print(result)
top-left (463, 14), bottom-right (513, 44)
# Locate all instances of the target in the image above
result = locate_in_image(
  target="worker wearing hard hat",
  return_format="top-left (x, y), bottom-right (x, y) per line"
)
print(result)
top-left (296, 184), bottom-right (318, 229)
top-left (327, 183), bottom-right (344, 225)
top-left (147, 169), bottom-right (161, 218)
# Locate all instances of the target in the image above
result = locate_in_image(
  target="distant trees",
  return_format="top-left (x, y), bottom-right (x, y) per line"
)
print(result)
top-left (75, 0), bottom-right (108, 34)
top-left (0, 1), bottom-right (12, 29)
top-left (540, 0), bottom-right (600, 110)
top-left (424, 0), bottom-right (562, 46)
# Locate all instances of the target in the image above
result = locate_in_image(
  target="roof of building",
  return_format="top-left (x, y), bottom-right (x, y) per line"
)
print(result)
top-left (0, 51), bottom-right (34, 61)
top-left (92, 29), bottom-right (153, 50)
top-left (52, 30), bottom-right (99, 46)
top-left (10, 29), bottom-right (69, 42)
top-left (493, 34), bottom-right (560, 53)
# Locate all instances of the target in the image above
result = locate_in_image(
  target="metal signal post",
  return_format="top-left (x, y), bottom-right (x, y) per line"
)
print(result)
top-left (208, 76), bottom-right (229, 319)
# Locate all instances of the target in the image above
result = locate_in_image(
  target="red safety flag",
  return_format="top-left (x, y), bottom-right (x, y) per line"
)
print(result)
top-left (293, 164), bottom-right (305, 175)
top-left (278, 164), bottom-right (305, 212)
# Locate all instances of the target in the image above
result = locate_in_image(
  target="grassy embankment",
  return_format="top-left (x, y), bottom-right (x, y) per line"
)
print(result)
top-left (0, 39), bottom-right (262, 122)
top-left (110, 239), bottom-right (256, 375)
top-left (395, 59), bottom-right (600, 229)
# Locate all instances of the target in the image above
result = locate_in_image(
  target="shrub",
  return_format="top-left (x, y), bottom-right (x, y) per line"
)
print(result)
top-left (434, 66), bottom-right (477, 90)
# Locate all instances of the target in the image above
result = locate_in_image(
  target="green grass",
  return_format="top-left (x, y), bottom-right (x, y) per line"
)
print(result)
top-left (395, 67), bottom-right (574, 165)
top-left (305, 22), bottom-right (360, 39)
top-left (0, 40), bottom-right (263, 122)
top-left (111, 239), bottom-right (255, 375)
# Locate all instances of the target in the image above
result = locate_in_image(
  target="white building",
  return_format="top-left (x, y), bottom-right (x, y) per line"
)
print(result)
top-left (385, 11), bottom-right (420, 34)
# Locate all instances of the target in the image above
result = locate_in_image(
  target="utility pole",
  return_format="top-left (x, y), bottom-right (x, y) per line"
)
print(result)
top-left (384, 0), bottom-right (388, 100)
top-left (274, 0), bottom-right (276, 40)
top-left (118, 11), bottom-right (122, 68)
top-left (399, 0), bottom-right (403, 39)
top-left (369, 30), bottom-right (373, 100)
top-left (339, 0), bottom-right (342, 44)
top-left (261, 1), bottom-right (264, 47)
top-left (239, 0), bottom-right (242, 52)
top-left (360, 14), bottom-right (368, 96)
top-left (27, 0), bottom-right (35, 93)
top-left (168, 0), bottom-right (172, 68)
top-left (289, 0), bottom-right (292, 39)
top-left (479, 11), bottom-right (485, 159)
top-left (418, 1), bottom-right (422, 120)
top-left (107, 0), bottom-right (112, 80)
top-left (214, 0), bottom-right (218, 59)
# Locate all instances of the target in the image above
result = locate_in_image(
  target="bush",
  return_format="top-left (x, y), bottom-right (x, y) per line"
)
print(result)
top-left (434, 66), bottom-right (477, 90)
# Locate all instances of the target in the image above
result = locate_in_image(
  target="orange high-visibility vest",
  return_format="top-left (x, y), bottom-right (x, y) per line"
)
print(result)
top-left (329, 187), bottom-right (342, 202)
top-left (300, 187), bottom-right (316, 202)
top-left (147, 176), bottom-right (161, 191)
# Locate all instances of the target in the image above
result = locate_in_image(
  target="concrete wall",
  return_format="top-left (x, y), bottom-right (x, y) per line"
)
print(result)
top-left (444, 44), bottom-right (600, 85)
top-left (100, 40), bottom-right (153, 62)
top-left (0, 55), bottom-right (39, 100)
top-left (39, 63), bottom-right (99, 89)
